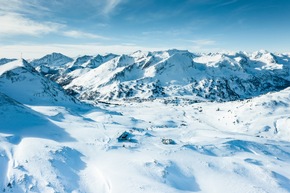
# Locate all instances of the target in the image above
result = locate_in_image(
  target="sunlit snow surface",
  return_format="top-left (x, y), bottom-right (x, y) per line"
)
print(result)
top-left (1, 89), bottom-right (290, 193)
top-left (1, 56), bottom-right (290, 193)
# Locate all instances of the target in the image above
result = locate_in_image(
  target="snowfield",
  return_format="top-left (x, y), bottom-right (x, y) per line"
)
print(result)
top-left (1, 53), bottom-right (290, 192)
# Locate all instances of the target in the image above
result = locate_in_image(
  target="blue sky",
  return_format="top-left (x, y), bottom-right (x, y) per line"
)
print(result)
top-left (0, 0), bottom-right (289, 58)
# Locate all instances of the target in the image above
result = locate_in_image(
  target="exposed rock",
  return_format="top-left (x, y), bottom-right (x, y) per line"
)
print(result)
top-left (162, 138), bottom-right (176, 145)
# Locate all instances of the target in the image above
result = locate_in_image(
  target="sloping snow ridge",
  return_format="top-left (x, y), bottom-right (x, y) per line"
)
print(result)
top-left (0, 59), bottom-right (77, 105)
top-left (0, 50), bottom-right (290, 193)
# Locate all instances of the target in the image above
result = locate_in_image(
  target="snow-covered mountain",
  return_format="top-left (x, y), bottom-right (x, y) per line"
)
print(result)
top-left (3, 50), bottom-right (290, 103)
top-left (57, 49), bottom-right (290, 102)
top-left (0, 59), bottom-right (76, 105)
top-left (30, 52), bottom-right (73, 68)
top-left (56, 53), bottom-right (118, 86)
top-left (1, 50), bottom-right (290, 193)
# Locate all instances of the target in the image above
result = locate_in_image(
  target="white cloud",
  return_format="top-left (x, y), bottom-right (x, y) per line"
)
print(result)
top-left (0, 1), bottom-right (61, 37)
top-left (121, 43), bottom-right (137, 46)
top-left (0, 0), bottom-right (21, 12)
top-left (0, 14), bottom-right (110, 40)
top-left (63, 30), bottom-right (109, 40)
top-left (0, 0), bottom-right (121, 39)
top-left (103, 0), bottom-right (124, 15)
top-left (0, 14), bottom-right (61, 36)
top-left (216, 0), bottom-right (238, 7)
top-left (191, 39), bottom-right (216, 46)
top-left (0, 0), bottom-right (49, 16)
top-left (0, 43), bottom-right (170, 59)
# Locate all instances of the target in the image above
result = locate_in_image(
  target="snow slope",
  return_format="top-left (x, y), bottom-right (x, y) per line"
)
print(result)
top-left (0, 59), bottom-right (76, 105)
top-left (54, 53), bottom-right (119, 87)
top-left (1, 86), bottom-right (290, 192)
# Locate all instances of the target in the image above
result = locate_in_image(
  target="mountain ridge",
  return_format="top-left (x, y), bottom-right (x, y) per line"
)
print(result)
top-left (1, 49), bottom-right (290, 103)
top-left (63, 50), bottom-right (290, 102)
top-left (1, 50), bottom-right (290, 193)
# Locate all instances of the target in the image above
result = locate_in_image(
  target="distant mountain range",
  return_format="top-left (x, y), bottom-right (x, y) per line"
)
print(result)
top-left (2, 49), bottom-right (290, 103)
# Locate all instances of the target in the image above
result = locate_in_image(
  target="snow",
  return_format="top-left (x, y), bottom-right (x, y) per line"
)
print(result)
top-left (60, 50), bottom-right (290, 102)
top-left (0, 59), bottom-right (25, 76)
top-left (0, 59), bottom-right (76, 105)
top-left (1, 51), bottom-right (290, 192)
top-left (31, 53), bottom-right (73, 67)
top-left (1, 86), bottom-right (290, 192)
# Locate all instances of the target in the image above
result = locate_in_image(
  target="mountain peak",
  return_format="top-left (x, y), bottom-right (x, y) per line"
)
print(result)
top-left (252, 50), bottom-right (270, 58)
top-left (0, 59), bottom-right (30, 76)
top-left (31, 53), bottom-right (73, 67)
top-left (0, 58), bottom-right (76, 105)
top-left (166, 49), bottom-right (190, 55)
